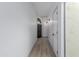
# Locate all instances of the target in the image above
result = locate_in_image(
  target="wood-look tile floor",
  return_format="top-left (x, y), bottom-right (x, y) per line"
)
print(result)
top-left (29, 38), bottom-right (56, 57)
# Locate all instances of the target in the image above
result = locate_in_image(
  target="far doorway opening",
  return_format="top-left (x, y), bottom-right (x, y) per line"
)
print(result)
top-left (37, 18), bottom-right (42, 38)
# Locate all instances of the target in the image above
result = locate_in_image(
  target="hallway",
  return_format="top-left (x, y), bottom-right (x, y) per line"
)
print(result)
top-left (0, 2), bottom-right (65, 57)
top-left (29, 38), bottom-right (56, 57)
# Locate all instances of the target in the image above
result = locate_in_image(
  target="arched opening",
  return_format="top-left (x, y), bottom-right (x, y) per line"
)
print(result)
top-left (37, 18), bottom-right (42, 38)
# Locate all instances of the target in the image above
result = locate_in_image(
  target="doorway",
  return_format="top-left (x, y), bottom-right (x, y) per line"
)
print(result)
top-left (37, 24), bottom-right (42, 38)
top-left (37, 18), bottom-right (42, 38)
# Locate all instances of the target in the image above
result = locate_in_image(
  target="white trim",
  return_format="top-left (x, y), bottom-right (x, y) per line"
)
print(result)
top-left (60, 2), bottom-right (65, 57)
top-left (57, 2), bottom-right (65, 57)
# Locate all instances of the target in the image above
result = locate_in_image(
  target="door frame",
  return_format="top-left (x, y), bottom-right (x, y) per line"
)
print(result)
top-left (61, 2), bottom-right (66, 57)
top-left (57, 2), bottom-right (65, 57)
top-left (64, 2), bottom-right (66, 57)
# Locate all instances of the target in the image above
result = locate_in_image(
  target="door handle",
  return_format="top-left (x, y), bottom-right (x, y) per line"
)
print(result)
top-left (52, 33), bottom-right (55, 36)
top-left (52, 32), bottom-right (58, 36)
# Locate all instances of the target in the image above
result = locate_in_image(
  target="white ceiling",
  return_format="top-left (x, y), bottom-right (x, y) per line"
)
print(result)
top-left (32, 2), bottom-right (58, 17)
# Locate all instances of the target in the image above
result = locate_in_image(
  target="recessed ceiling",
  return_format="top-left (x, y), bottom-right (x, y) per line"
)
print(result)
top-left (32, 2), bottom-right (58, 17)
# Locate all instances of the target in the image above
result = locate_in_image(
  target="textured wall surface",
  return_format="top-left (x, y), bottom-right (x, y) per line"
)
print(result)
top-left (66, 3), bottom-right (79, 57)
top-left (0, 2), bottom-right (37, 57)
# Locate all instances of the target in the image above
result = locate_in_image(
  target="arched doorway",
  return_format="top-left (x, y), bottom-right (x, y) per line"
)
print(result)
top-left (37, 18), bottom-right (42, 38)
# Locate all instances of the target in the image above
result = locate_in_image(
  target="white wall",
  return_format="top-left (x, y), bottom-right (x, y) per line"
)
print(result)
top-left (48, 5), bottom-right (58, 56)
top-left (0, 2), bottom-right (37, 57)
top-left (48, 3), bottom-right (64, 57)
top-left (41, 17), bottom-right (49, 37)
top-left (66, 2), bottom-right (79, 57)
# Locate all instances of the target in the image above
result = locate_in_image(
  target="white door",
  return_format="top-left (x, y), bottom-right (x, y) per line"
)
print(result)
top-left (52, 7), bottom-right (58, 56)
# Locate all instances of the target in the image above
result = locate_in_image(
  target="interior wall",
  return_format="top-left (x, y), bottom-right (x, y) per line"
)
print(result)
top-left (66, 2), bottom-right (79, 57)
top-left (48, 2), bottom-right (64, 57)
top-left (41, 17), bottom-right (49, 37)
top-left (0, 2), bottom-right (37, 57)
top-left (48, 5), bottom-right (58, 56)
